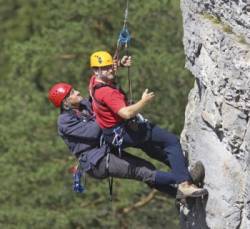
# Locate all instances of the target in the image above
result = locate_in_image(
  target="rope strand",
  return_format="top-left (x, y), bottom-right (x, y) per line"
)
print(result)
top-left (114, 0), bottom-right (133, 103)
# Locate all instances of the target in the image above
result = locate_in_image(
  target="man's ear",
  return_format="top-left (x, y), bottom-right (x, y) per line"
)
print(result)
top-left (63, 97), bottom-right (70, 108)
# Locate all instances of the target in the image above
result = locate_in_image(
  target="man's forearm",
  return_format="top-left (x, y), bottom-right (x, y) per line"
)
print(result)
top-left (118, 100), bottom-right (147, 119)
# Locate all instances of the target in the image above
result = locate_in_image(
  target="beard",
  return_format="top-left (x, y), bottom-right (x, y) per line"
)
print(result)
top-left (97, 73), bottom-right (115, 82)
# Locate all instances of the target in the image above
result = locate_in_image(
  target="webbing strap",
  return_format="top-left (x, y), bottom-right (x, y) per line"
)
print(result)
top-left (106, 153), bottom-right (113, 201)
top-left (100, 135), bottom-right (114, 201)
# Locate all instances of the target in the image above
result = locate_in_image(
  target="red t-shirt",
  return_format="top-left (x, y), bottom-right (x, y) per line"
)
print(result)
top-left (89, 75), bottom-right (127, 129)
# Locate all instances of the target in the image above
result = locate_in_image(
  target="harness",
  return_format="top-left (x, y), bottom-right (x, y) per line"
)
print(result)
top-left (91, 82), bottom-right (150, 153)
top-left (72, 139), bottom-right (111, 196)
top-left (91, 82), bottom-right (127, 156)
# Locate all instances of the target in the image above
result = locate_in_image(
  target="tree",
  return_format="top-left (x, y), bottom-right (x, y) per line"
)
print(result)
top-left (0, 0), bottom-right (192, 228)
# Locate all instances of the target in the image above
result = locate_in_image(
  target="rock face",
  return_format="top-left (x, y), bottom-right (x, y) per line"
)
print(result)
top-left (180, 0), bottom-right (250, 228)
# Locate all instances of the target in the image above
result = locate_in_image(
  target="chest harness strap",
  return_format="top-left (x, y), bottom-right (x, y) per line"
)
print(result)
top-left (91, 83), bottom-right (127, 156)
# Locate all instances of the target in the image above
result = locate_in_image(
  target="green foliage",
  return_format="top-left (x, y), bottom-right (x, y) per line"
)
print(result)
top-left (0, 0), bottom-right (193, 228)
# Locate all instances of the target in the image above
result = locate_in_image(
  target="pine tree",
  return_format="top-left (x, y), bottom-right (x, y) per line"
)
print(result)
top-left (0, 0), bottom-right (192, 228)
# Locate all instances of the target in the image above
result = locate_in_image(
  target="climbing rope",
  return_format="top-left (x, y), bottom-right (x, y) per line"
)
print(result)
top-left (117, 0), bottom-right (131, 47)
top-left (114, 0), bottom-right (133, 104)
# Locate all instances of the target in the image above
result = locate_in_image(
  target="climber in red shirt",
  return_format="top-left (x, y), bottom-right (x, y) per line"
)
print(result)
top-left (88, 50), bottom-right (208, 199)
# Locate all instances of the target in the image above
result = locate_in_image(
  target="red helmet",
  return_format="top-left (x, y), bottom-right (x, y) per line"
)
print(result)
top-left (48, 83), bottom-right (72, 108)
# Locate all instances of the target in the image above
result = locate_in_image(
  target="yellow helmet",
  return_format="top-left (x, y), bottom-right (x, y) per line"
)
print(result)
top-left (90, 51), bottom-right (113, 67)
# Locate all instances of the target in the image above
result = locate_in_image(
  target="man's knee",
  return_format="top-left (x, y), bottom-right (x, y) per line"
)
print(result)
top-left (87, 157), bottom-right (108, 179)
top-left (140, 159), bottom-right (156, 171)
top-left (163, 134), bottom-right (183, 154)
top-left (135, 167), bottom-right (156, 186)
top-left (166, 133), bottom-right (180, 145)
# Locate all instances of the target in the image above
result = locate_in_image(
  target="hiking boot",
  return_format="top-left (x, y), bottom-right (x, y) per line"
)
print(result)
top-left (189, 161), bottom-right (205, 186)
top-left (176, 183), bottom-right (208, 199)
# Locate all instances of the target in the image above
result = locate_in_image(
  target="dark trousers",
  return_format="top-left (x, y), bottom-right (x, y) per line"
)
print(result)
top-left (103, 122), bottom-right (191, 186)
top-left (87, 151), bottom-right (177, 197)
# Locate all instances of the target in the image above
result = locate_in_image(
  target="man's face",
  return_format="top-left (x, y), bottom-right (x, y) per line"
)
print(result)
top-left (66, 89), bottom-right (83, 107)
top-left (96, 65), bottom-right (115, 81)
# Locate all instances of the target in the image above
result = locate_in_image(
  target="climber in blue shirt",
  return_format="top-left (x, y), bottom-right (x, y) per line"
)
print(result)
top-left (48, 82), bottom-right (206, 198)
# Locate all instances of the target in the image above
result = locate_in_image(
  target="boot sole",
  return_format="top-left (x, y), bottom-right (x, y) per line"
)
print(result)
top-left (176, 189), bottom-right (208, 199)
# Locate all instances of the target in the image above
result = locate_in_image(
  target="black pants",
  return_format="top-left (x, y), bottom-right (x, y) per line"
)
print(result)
top-left (87, 151), bottom-right (177, 197)
top-left (103, 122), bottom-right (191, 185)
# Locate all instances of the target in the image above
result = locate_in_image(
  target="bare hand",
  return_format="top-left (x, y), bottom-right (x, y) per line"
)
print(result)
top-left (120, 55), bottom-right (132, 67)
top-left (141, 89), bottom-right (155, 103)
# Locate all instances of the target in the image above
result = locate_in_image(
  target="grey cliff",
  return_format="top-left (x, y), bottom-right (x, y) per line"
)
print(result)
top-left (180, 0), bottom-right (250, 228)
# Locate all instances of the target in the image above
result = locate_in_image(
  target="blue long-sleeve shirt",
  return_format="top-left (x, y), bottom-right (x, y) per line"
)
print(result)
top-left (57, 98), bottom-right (107, 171)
